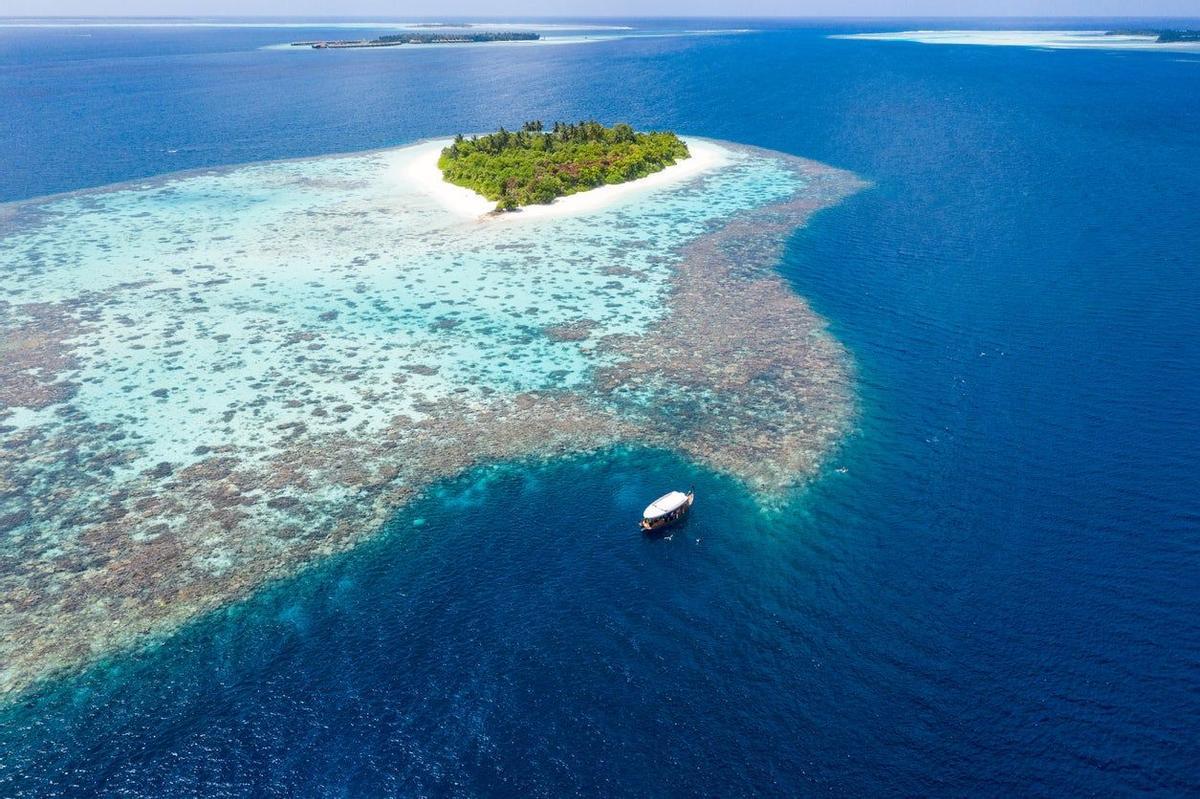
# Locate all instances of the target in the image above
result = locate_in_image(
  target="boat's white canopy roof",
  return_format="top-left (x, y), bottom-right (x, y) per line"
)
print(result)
top-left (643, 491), bottom-right (689, 519)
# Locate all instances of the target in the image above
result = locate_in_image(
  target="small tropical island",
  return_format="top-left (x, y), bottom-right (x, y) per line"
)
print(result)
top-left (438, 120), bottom-right (691, 211)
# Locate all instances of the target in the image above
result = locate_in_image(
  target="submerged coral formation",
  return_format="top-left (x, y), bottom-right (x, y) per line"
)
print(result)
top-left (0, 139), bottom-right (864, 698)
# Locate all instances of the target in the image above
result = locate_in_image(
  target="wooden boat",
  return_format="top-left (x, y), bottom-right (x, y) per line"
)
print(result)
top-left (640, 489), bottom-right (694, 532)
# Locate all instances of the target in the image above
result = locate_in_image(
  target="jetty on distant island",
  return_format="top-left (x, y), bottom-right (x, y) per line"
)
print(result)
top-left (291, 31), bottom-right (540, 49)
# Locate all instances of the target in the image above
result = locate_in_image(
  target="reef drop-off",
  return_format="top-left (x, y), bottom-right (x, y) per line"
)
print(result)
top-left (0, 139), bottom-right (864, 698)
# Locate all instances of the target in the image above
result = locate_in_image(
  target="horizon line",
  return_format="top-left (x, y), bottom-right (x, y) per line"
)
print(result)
top-left (2, 14), bottom-right (1199, 20)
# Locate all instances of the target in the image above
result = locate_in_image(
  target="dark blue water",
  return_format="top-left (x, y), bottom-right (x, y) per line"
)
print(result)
top-left (2, 19), bottom-right (1199, 797)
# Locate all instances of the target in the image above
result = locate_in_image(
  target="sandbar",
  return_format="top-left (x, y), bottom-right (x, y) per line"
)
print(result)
top-left (831, 30), bottom-right (1200, 53)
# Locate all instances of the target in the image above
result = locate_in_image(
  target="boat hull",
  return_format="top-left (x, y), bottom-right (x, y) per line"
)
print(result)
top-left (640, 492), bottom-right (694, 533)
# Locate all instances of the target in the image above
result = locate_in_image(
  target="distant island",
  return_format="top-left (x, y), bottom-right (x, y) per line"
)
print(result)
top-left (1107, 28), bottom-right (1200, 43)
top-left (291, 31), bottom-right (539, 49)
top-left (438, 121), bottom-right (691, 211)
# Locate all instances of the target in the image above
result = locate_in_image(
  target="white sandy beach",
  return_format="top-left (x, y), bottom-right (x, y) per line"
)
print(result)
top-left (387, 136), bottom-right (730, 222)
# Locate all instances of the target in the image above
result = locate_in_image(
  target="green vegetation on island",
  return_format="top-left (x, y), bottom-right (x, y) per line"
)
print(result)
top-left (292, 31), bottom-right (539, 49)
top-left (1154, 29), bottom-right (1200, 43)
top-left (438, 121), bottom-right (691, 211)
top-left (376, 31), bottom-right (539, 45)
top-left (1106, 28), bottom-right (1200, 43)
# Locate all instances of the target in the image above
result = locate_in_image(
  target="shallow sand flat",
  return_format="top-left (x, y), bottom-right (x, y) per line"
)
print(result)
top-left (832, 30), bottom-right (1200, 53)
top-left (0, 139), bottom-right (864, 698)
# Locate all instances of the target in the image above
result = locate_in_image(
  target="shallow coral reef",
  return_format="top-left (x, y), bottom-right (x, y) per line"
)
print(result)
top-left (0, 140), bottom-right (863, 698)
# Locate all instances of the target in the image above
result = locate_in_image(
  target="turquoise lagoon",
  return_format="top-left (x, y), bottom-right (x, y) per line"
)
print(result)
top-left (0, 139), bottom-right (862, 697)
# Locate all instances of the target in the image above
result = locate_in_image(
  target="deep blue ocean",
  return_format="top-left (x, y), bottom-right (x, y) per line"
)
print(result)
top-left (2, 18), bottom-right (1199, 797)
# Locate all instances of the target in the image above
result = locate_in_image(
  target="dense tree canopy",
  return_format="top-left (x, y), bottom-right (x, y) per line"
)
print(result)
top-left (438, 121), bottom-right (690, 211)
